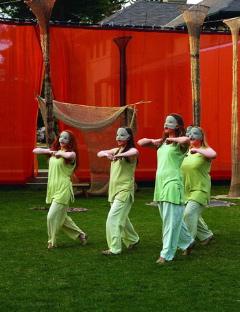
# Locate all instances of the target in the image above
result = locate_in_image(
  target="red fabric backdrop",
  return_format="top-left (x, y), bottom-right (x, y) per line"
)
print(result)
top-left (0, 24), bottom-right (236, 182)
top-left (0, 23), bottom-right (43, 183)
top-left (50, 27), bottom-right (234, 181)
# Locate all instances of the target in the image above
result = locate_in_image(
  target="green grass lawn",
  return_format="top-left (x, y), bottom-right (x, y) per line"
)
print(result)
top-left (0, 185), bottom-right (240, 312)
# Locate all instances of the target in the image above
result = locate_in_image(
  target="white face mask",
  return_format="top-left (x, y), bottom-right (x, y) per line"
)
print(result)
top-left (59, 131), bottom-right (70, 145)
top-left (189, 127), bottom-right (203, 141)
top-left (116, 128), bottom-right (130, 141)
top-left (186, 126), bottom-right (193, 137)
top-left (164, 116), bottom-right (178, 130)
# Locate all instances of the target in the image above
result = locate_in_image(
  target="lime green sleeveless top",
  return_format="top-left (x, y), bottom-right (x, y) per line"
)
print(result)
top-left (46, 156), bottom-right (75, 205)
top-left (108, 148), bottom-right (137, 203)
top-left (154, 143), bottom-right (186, 204)
top-left (181, 150), bottom-right (211, 205)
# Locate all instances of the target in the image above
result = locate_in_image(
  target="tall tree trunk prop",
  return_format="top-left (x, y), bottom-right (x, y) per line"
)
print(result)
top-left (113, 36), bottom-right (132, 126)
top-left (25, 0), bottom-right (56, 146)
top-left (183, 5), bottom-right (209, 126)
top-left (224, 18), bottom-right (240, 197)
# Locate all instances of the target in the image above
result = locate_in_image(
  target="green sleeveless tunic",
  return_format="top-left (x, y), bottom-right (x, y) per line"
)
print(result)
top-left (154, 143), bottom-right (186, 204)
top-left (108, 148), bottom-right (137, 203)
top-left (46, 156), bottom-right (75, 206)
top-left (181, 151), bottom-right (211, 205)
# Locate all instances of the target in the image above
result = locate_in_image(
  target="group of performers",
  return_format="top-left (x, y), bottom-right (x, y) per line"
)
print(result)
top-left (33, 113), bottom-right (216, 264)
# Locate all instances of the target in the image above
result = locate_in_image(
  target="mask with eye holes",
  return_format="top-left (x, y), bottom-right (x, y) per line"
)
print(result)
top-left (189, 127), bottom-right (203, 141)
top-left (186, 126), bottom-right (193, 137)
top-left (164, 115), bottom-right (178, 129)
top-left (59, 131), bottom-right (70, 145)
top-left (116, 128), bottom-right (130, 141)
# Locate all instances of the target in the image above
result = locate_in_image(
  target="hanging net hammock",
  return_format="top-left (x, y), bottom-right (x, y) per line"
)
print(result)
top-left (37, 96), bottom-right (137, 195)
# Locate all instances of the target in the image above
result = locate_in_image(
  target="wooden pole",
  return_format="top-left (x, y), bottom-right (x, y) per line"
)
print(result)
top-left (224, 17), bottom-right (240, 197)
top-left (183, 5), bottom-right (209, 126)
top-left (24, 0), bottom-right (56, 146)
top-left (113, 36), bottom-right (132, 125)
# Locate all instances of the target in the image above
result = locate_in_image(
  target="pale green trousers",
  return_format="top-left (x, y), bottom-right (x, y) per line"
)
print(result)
top-left (184, 200), bottom-right (213, 242)
top-left (106, 196), bottom-right (139, 254)
top-left (47, 201), bottom-right (85, 247)
top-left (158, 202), bottom-right (194, 261)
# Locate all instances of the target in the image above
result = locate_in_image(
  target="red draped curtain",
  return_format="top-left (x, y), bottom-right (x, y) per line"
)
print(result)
top-left (0, 23), bottom-right (43, 183)
top-left (0, 24), bottom-right (235, 182)
top-left (50, 27), bottom-right (233, 180)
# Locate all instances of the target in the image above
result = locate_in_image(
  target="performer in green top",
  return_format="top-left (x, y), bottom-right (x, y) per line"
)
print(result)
top-left (181, 126), bottom-right (216, 245)
top-left (97, 127), bottom-right (139, 255)
top-left (33, 130), bottom-right (87, 249)
top-left (138, 114), bottom-right (194, 264)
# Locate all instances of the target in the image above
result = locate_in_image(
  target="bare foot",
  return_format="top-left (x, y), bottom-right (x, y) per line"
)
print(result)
top-left (200, 235), bottom-right (214, 246)
top-left (47, 243), bottom-right (56, 250)
top-left (156, 256), bottom-right (166, 264)
top-left (127, 240), bottom-right (140, 250)
top-left (79, 233), bottom-right (88, 246)
top-left (102, 250), bottom-right (119, 256)
top-left (182, 241), bottom-right (195, 256)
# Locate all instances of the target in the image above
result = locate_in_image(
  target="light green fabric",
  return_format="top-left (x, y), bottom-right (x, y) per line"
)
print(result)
top-left (158, 202), bottom-right (194, 261)
top-left (47, 201), bottom-right (85, 247)
top-left (108, 149), bottom-right (137, 203)
top-left (46, 156), bottom-right (75, 205)
top-left (154, 143), bottom-right (186, 204)
top-left (181, 151), bottom-right (211, 205)
top-left (184, 200), bottom-right (213, 241)
top-left (106, 196), bottom-right (139, 254)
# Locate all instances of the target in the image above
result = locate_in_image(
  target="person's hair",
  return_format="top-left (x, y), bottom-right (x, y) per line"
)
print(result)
top-left (50, 130), bottom-right (79, 169)
top-left (192, 126), bottom-right (209, 147)
top-left (158, 113), bottom-right (186, 151)
top-left (115, 127), bottom-right (138, 163)
top-left (160, 113), bottom-right (185, 139)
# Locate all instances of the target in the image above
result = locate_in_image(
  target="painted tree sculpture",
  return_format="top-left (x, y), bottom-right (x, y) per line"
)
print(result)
top-left (182, 4), bottom-right (209, 126)
top-left (24, 0), bottom-right (56, 145)
top-left (224, 17), bottom-right (240, 197)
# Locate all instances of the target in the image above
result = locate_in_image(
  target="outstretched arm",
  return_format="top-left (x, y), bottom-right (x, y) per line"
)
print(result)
top-left (166, 136), bottom-right (190, 145)
top-left (33, 148), bottom-right (76, 161)
top-left (137, 138), bottom-right (162, 148)
top-left (190, 147), bottom-right (217, 159)
top-left (97, 148), bottom-right (117, 160)
top-left (33, 147), bottom-right (53, 155)
top-left (113, 148), bottom-right (139, 159)
top-left (54, 150), bottom-right (76, 161)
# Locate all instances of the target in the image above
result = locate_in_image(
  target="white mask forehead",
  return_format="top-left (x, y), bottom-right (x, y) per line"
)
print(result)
top-left (116, 128), bottom-right (130, 141)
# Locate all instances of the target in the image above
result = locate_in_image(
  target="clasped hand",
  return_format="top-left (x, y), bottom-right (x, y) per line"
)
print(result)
top-left (50, 150), bottom-right (62, 158)
top-left (107, 154), bottom-right (122, 161)
top-left (189, 148), bottom-right (198, 154)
